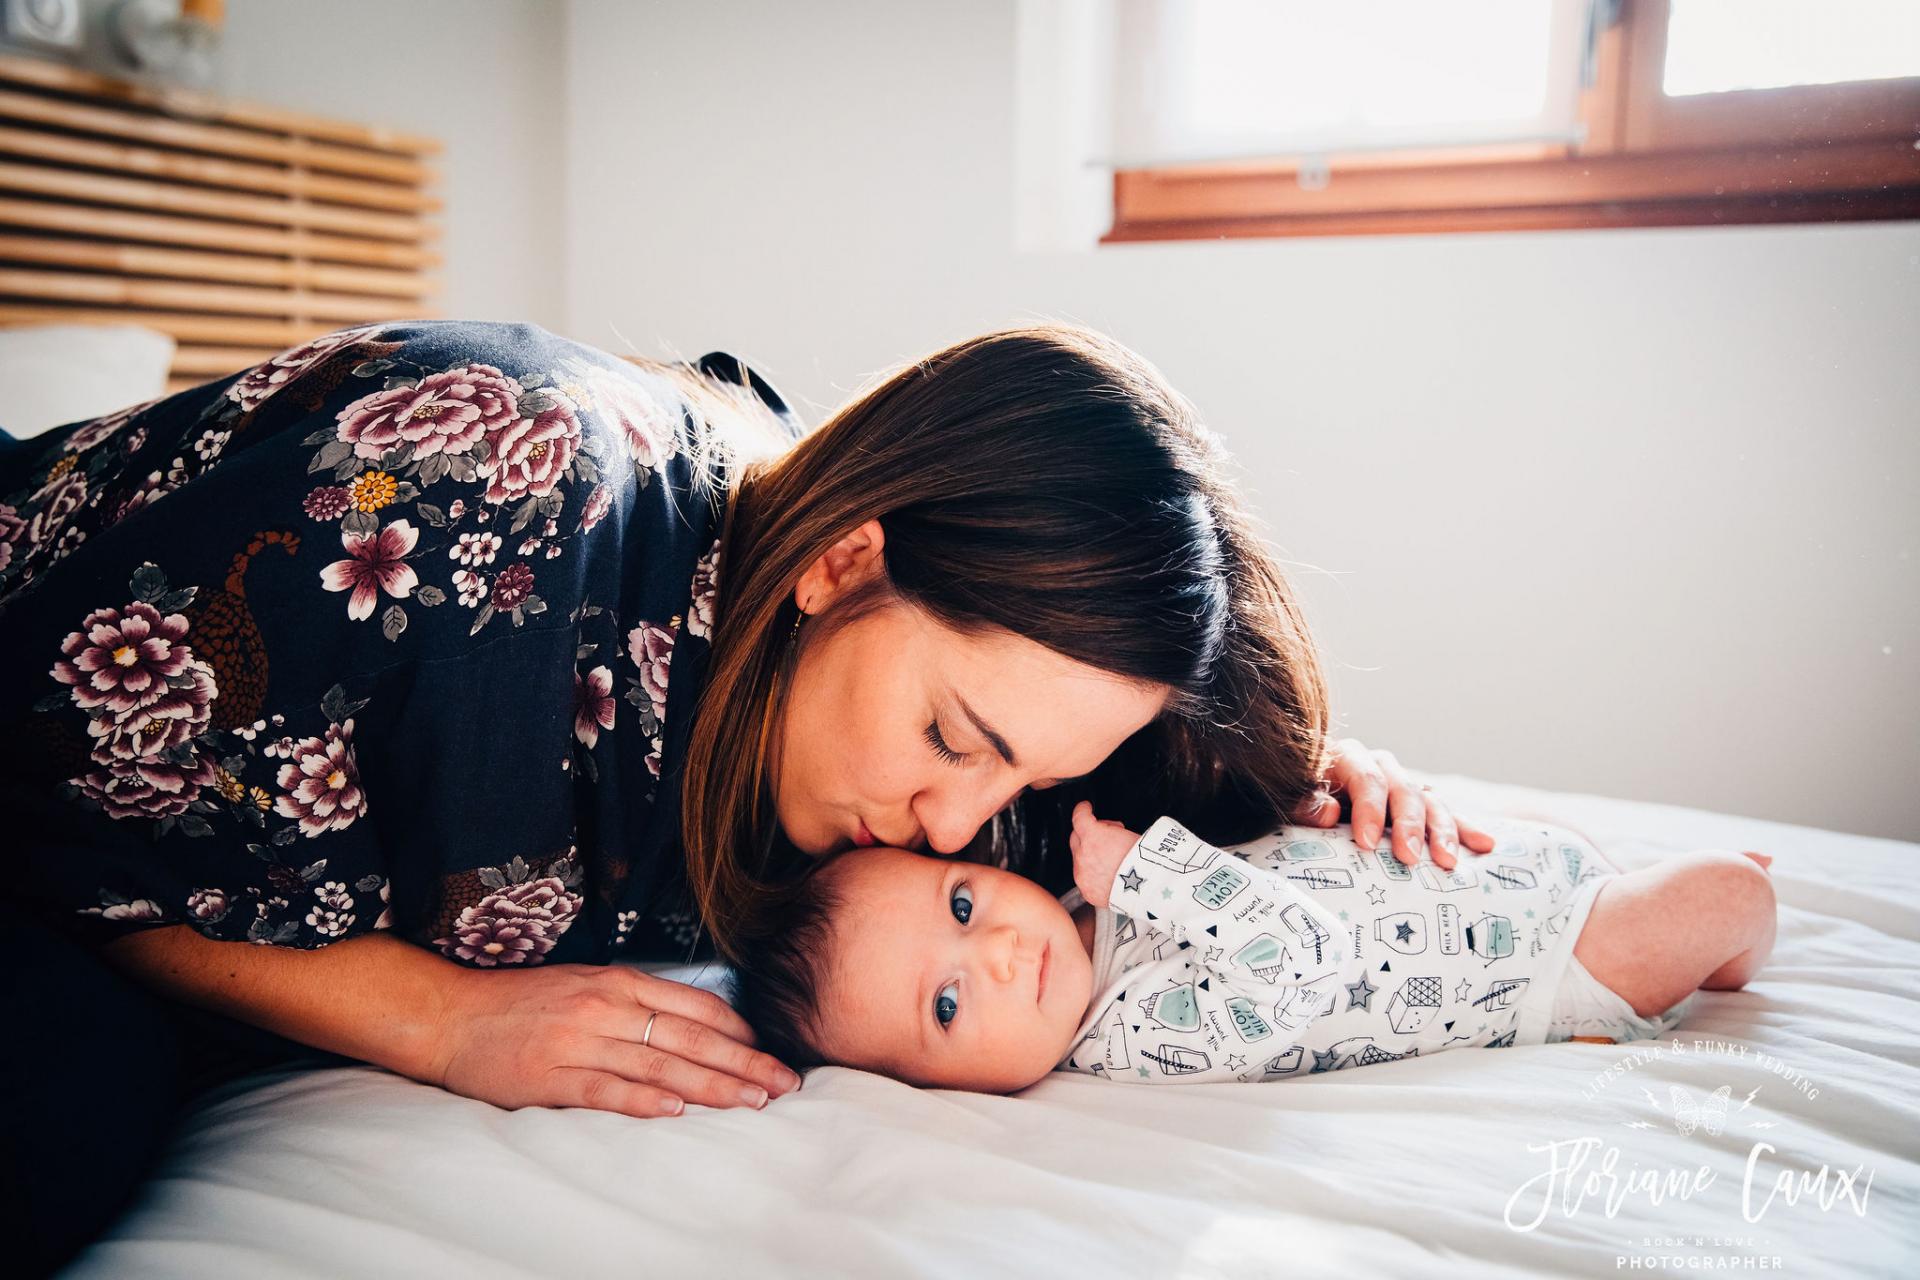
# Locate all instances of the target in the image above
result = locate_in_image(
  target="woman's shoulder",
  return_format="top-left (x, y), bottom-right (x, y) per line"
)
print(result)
top-left (689, 351), bottom-right (804, 443)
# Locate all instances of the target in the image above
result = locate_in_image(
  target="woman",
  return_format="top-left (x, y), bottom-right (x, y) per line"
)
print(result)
top-left (0, 320), bottom-right (1490, 1271)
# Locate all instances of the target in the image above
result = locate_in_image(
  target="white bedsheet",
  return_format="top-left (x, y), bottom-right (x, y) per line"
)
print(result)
top-left (67, 774), bottom-right (1919, 1278)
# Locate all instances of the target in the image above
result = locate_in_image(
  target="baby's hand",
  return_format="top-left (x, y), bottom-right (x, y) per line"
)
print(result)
top-left (1070, 801), bottom-right (1140, 909)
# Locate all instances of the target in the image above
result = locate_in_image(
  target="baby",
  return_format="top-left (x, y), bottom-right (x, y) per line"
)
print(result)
top-left (728, 803), bottom-right (1777, 1093)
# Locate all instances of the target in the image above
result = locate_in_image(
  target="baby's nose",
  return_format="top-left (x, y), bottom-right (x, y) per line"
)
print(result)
top-left (988, 925), bottom-right (1023, 982)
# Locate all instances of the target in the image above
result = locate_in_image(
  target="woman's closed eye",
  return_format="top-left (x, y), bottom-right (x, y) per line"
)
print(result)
top-left (924, 719), bottom-right (965, 765)
top-left (935, 881), bottom-right (974, 1028)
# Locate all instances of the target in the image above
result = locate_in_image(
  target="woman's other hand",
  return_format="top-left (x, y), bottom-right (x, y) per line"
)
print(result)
top-left (426, 964), bottom-right (801, 1119)
top-left (1289, 737), bottom-right (1496, 870)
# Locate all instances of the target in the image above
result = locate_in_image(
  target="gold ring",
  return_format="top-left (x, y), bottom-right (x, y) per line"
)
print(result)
top-left (642, 1010), bottom-right (659, 1048)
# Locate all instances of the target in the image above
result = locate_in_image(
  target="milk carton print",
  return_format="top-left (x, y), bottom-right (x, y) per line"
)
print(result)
top-left (1057, 816), bottom-right (1627, 1084)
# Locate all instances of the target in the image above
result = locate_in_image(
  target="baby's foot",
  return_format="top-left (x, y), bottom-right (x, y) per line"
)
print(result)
top-left (1741, 850), bottom-right (1773, 872)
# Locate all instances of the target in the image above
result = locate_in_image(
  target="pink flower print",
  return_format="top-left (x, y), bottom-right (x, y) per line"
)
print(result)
top-left (67, 398), bottom-right (157, 452)
top-left (193, 429), bottom-right (231, 462)
top-left (305, 904), bottom-right (355, 937)
top-left (107, 474), bottom-right (169, 526)
top-left (335, 362), bottom-right (521, 461)
top-left (450, 531), bottom-right (501, 566)
top-left (574, 665), bottom-right (615, 748)
top-left (273, 718), bottom-right (368, 837)
top-left (0, 502), bottom-right (20, 573)
top-left (580, 484), bottom-right (612, 533)
top-left (226, 326), bottom-right (378, 412)
top-left (81, 659), bottom-right (217, 765)
top-left (73, 751), bottom-right (217, 820)
top-left (435, 877), bottom-right (581, 967)
top-left (320, 520), bottom-right (419, 621)
top-left (627, 622), bottom-right (674, 721)
top-left (451, 569), bottom-right (488, 608)
top-left (490, 562), bottom-right (535, 611)
top-left (305, 881), bottom-right (356, 936)
top-left (133, 468), bottom-right (175, 505)
top-left (80, 897), bottom-right (169, 923)
top-left (26, 473), bottom-right (87, 546)
top-left (687, 538), bottom-right (720, 640)
top-left (304, 486), bottom-right (351, 520)
top-left (478, 389), bottom-right (580, 504)
top-left (187, 887), bottom-right (232, 923)
top-left (51, 602), bottom-right (196, 716)
top-left (569, 361), bottom-right (680, 471)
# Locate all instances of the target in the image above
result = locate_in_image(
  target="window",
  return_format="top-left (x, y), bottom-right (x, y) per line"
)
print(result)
top-left (1103, 0), bottom-right (1920, 241)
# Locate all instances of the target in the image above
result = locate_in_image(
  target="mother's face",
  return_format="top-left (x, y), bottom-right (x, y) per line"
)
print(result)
top-left (771, 521), bottom-right (1169, 858)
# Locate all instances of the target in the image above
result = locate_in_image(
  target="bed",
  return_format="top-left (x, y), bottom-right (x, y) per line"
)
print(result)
top-left (61, 772), bottom-right (1918, 1278)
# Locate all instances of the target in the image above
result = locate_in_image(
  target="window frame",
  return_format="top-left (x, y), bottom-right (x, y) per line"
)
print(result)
top-left (1104, 0), bottom-right (1920, 243)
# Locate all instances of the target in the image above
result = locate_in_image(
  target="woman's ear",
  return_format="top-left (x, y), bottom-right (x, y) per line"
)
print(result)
top-left (793, 518), bottom-right (886, 614)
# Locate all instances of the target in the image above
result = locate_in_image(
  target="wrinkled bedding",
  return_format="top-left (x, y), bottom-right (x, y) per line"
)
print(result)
top-left (67, 773), bottom-right (1919, 1278)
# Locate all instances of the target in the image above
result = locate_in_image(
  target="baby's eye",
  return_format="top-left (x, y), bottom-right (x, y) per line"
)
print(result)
top-left (935, 981), bottom-right (960, 1027)
top-left (950, 882), bottom-right (973, 925)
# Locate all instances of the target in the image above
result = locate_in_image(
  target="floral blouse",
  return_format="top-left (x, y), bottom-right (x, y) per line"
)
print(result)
top-left (0, 321), bottom-right (798, 967)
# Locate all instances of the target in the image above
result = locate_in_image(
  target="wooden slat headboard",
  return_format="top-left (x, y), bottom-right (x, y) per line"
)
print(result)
top-left (0, 54), bottom-right (440, 394)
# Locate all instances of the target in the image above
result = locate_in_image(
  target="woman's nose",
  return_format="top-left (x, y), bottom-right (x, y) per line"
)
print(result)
top-left (914, 783), bottom-right (1019, 855)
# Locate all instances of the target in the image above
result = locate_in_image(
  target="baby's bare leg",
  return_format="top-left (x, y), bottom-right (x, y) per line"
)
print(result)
top-left (1571, 850), bottom-right (1777, 1018)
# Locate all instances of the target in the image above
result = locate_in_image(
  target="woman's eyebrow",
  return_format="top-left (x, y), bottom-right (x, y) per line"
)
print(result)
top-left (953, 694), bottom-right (1017, 767)
top-left (953, 691), bottom-right (1093, 787)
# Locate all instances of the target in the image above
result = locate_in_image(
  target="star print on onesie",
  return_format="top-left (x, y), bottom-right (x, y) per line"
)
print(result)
top-left (1055, 815), bottom-right (1634, 1083)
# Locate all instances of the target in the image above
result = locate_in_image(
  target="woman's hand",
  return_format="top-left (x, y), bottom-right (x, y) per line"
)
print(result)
top-left (1289, 737), bottom-right (1496, 871)
top-left (1069, 800), bottom-right (1142, 910)
top-left (425, 963), bottom-right (801, 1119)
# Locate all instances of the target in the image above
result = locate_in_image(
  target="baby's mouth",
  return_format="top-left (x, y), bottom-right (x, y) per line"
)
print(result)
top-left (1037, 940), bottom-right (1050, 1005)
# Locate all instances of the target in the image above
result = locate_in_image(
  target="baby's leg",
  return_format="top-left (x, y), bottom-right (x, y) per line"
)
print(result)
top-left (1571, 851), bottom-right (1777, 1019)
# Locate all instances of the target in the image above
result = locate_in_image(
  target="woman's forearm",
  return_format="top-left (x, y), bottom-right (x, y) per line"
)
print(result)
top-left (101, 925), bottom-right (460, 1083)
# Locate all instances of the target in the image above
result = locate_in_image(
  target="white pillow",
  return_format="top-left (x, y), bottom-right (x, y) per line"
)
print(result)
top-left (0, 323), bottom-right (177, 439)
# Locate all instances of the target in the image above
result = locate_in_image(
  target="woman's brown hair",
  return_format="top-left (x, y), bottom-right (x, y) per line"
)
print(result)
top-left (681, 324), bottom-right (1332, 962)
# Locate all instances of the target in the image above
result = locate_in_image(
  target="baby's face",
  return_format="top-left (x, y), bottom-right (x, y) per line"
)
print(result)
top-left (810, 847), bottom-right (1094, 1093)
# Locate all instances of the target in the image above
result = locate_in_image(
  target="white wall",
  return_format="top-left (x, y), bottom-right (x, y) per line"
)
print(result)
top-left (68, 2), bottom-right (1906, 837)
top-left (564, 0), bottom-right (1919, 840)
top-left (218, 0), bottom-right (568, 327)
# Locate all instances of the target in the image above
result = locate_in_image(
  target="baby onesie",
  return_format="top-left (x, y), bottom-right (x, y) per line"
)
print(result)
top-left (1055, 815), bottom-right (1665, 1083)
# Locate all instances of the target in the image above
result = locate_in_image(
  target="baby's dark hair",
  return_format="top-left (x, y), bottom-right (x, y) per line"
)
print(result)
top-left (725, 851), bottom-right (854, 1073)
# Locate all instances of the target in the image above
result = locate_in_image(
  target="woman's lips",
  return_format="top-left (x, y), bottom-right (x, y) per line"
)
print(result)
top-left (853, 819), bottom-right (876, 847)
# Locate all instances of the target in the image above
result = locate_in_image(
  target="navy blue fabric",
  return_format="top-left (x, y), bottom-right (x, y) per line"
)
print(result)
top-left (0, 321), bottom-right (797, 967)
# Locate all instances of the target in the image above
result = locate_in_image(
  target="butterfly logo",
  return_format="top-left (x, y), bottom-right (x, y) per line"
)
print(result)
top-left (1670, 1085), bottom-right (1732, 1137)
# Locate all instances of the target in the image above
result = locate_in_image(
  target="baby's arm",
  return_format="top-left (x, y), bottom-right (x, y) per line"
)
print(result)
top-left (1075, 806), bottom-right (1354, 1035)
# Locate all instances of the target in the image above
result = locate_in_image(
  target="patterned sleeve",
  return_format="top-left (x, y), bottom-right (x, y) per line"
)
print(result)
top-left (25, 561), bottom-right (395, 948)
top-left (1, 320), bottom-right (732, 960)
top-left (1109, 816), bottom-right (1357, 1039)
